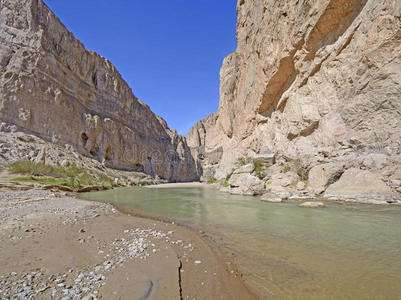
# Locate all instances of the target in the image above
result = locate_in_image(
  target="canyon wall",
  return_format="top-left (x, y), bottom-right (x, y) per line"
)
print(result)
top-left (0, 0), bottom-right (199, 182)
top-left (188, 0), bottom-right (401, 201)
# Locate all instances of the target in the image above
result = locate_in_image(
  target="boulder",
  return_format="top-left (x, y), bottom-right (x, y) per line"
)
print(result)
top-left (324, 168), bottom-right (395, 203)
top-left (253, 153), bottom-right (275, 168)
top-left (299, 202), bottom-right (325, 208)
top-left (261, 194), bottom-right (283, 203)
top-left (308, 163), bottom-right (345, 194)
top-left (269, 171), bottom-right (299, 188)
top-left (296, 181), bottom-right (306, 190)
top-left (228, 173), bottom-right (265, 195)
top-left (362, 153), bottom-right (388, 169)
top-left (233, 163), bottom-right (254, 174)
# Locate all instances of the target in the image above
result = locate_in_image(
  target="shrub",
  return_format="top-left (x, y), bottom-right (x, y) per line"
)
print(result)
top-left (235, 156), bottom-right (253, 167)
top-left (207, 176), bottom-right (217, 184)
top-left (16, 136), bottom-right (35, 143)
top-left (221, 180), bottom-right (229, 187)
top-left (254, 161), bottom-right (264, 177)
top-left (282, 164), bottom-right (291, 173)
top-left (279, 158), bottom-right (308, 180)
top-left (9, 161), bottom-right (36, 175)
top-left (8, 161), bottom-right (115, 189)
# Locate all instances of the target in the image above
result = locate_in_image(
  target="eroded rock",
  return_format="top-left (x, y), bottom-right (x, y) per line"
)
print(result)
top-left (308, 163), bottom-right (345, 195)
top-left (187, 0), bottom-right (401, 201)
top-left (299, 202), bottom-right (325, 208)
top-left (0, 0), bottom-right (199, 182)
top-left (324, 168), bottom-right (395, 203)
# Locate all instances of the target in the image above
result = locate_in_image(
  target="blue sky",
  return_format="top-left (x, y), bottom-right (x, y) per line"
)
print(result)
top-left (44, 0), bottom-right (237, 135)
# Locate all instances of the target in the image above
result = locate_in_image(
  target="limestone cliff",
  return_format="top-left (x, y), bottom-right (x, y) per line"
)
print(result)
top-left (0, 0), bottom-right (199, 182)
top-left (188, 0), bottom-right (401, 201)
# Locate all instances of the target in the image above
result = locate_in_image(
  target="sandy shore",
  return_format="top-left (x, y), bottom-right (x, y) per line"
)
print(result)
top-left (0, 183), bottom-right (255, 300)
top-left (145, 182), bottom-right (211, 189)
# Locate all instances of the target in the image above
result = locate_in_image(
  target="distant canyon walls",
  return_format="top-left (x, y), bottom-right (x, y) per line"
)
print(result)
top-left (0, 0), bottom-right (199, 182)
top-left (188, 0), bottom-right (401, 181)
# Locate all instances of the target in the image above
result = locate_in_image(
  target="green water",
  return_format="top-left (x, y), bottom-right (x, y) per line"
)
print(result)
top-left (82, 187), bottom-right (401, 299)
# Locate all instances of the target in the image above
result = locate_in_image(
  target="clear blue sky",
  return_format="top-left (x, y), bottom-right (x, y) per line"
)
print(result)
top-left (44, 0), bottom-right (237, 135)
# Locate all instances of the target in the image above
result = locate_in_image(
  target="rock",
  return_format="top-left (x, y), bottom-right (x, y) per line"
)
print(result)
top-left (362, 153), bottom-right (389, 169)
top-left (43, 185), bottom-right (74, 192)
top-left (324, 168), bottom-right (395, 203)
top-left (296, 181), bottom-right (306, 190)
top-left (390, 180), bottom-right (401, 188)
top-left (308, 163), bottom-right (345, 194)
top-left (228, 173), bottom-right (265, 195)
top-left (233, 164), bottom-right (254, 174)
top-left (34, 147), bottom-right (46, 165)
top-left (253, 153), bottom-right (275, 168)
top-left (0, 0), bottom-right (199, 182)
top-left (60, 160), bottom-right (70, 167)
top-left (267, 171), bottom-right (299, 188)
top-left (187, 0), bottom-right (401, 196)
top-left (260, 194), bottom-right (282, 203)
top-left (81, 294), bottom-right (97, 300)
top-left (299, 202), bottom-right (325, 208)
top-left (77, 186), bottom-right (106, 193)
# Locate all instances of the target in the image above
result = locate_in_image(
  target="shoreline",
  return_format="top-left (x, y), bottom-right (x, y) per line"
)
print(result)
top-left (144, 182), bottom-right (211, 189)
top-left (0, 183), bottom-right (255, 299)
top-left (147, 181), bottom-right (401, 207)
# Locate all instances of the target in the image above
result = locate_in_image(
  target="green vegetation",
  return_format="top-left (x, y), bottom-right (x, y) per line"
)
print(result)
top-left (220, 172), bottom-right (233, 187)
top-left (279, 158), bottom-right (308, 180)
top-left (253, 161), bottom-right (264, 178)
top-left (16, 136), bottom-right (35, 143)
top-left (235, 156), bottom-right (253, 167)
top-left (290, 181), bottom-right (298, 187)
top-left (221, 180), bottom-right (229, 187)
top-left (207, 176), bottom-right (217, 184)
top-left (281, 163), bottom-right (291, 173)
top-left (8, 161), bottom-right (115, 189)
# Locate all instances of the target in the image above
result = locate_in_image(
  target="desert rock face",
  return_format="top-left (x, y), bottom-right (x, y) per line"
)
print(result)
top-left (0, 0), bottom-right (199, 182)
top-left (188, 0), bottom-right (401, 201)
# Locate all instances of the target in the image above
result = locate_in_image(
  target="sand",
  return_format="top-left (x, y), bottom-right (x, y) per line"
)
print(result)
top-left (0, 183), bottom-right (255, 299)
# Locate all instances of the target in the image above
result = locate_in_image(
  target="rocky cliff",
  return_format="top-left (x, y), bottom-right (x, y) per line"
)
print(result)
top-left (0, 0), bottom-right (199, 182)
top-left (188, 0), bottom-right (401, 202)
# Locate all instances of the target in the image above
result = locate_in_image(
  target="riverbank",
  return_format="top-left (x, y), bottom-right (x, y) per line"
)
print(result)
top-left (0, 183), bottom-right (255, 299)
top-left (145, 182), bottom-right (211, 189)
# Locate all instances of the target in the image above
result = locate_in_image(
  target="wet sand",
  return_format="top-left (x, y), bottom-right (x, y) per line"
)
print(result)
top-left (0, 183), bottom-right (255, 299)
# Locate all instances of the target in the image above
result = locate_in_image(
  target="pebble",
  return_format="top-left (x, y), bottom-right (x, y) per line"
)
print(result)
top-left (0, 226), bottom-right (172, 299)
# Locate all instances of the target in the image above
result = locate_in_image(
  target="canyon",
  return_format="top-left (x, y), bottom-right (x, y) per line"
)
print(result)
top-left (0, 0), bottom-right (198, 182)
top-left (0, 0), bottom-right (400, 203)
top-left (188, 0), bottom-right (401, 203)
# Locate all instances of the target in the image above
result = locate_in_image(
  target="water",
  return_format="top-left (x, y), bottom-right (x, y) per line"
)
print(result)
top-left (81, 187), bottom-right (401, 299)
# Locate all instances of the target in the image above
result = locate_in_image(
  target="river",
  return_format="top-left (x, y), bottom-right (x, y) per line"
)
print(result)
top-left (81, 186), bottom-right (401, 299)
